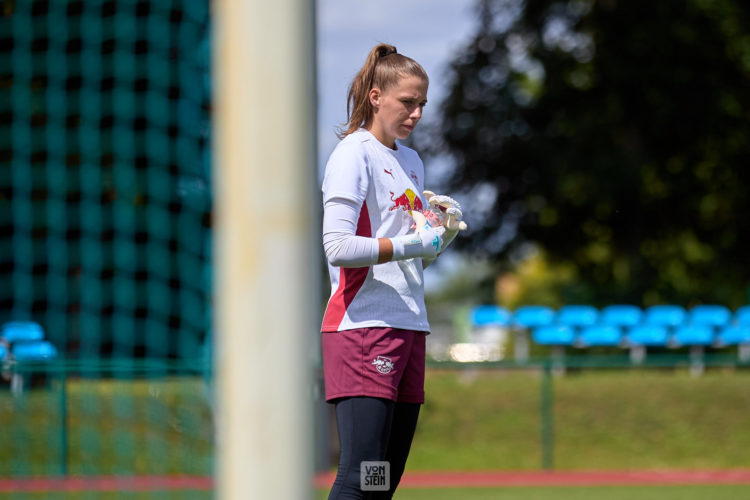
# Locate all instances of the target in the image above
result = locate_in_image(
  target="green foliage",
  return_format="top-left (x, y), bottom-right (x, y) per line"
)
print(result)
top-left (494, 247), bottom-right (592, 307)
top-left (419, 0), bottom-right (750, 306)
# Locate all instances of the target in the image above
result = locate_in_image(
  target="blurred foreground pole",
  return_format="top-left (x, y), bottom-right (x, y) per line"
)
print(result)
top-left (214, 0), bottom-right (316, 499)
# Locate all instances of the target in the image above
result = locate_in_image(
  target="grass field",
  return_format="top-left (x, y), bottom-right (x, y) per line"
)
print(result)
top-left (2, 365), bottom-right (750, 495)
top-left (0, 377), bottom-right (213, 476)
top-left (411, 367), bottom-right (750, 470)
top-left (315, 485), bottom-right (750, 500)
top-left (3, 485), bottom-right (750, 500)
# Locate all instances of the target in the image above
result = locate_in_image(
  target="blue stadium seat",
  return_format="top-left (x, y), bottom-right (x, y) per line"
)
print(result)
top-left (532, 325), bottom-right (576, 345)
top-left (579, 325), bottom-right (622, 347)
top-left (12, 341), bottom-right (58, 361)
top-left (627, 325), bottom-right (670, 346)
top-left (7, 341), bottom-right (58, 396)
top-left (470, 305), bottom-right (511, 327)
top-left (734, 305), bottom-right (750, 326)
top-left (673, 325), bottom-right (715, 346)
top-left (601, 305), bottom-right (642, 328)
top-left (1, 321), bottom-right (45, 343)
top-left (720, 324), bottom-right (750, 363)
top-left (719, 325), bottom-right (750, 345)
top-left (556, 305), bottom-right (598, 328)
top-left (644, 305), bottom-right (686, 328)
top-left (507, 306), bottom-right (555, 363)
top-left (511, 305), bottom-right (555, 329)
top-left (688, 305), bottom-right (731, 328)
top-left (627, 325), bottom-right (669, 365)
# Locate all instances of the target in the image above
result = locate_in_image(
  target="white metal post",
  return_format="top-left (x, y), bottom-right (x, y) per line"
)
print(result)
top-left (214, 1), bottom-right (316, 498)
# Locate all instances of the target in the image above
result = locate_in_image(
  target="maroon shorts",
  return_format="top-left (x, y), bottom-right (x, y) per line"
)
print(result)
top-left (321, 327), bottom-right (426, 404)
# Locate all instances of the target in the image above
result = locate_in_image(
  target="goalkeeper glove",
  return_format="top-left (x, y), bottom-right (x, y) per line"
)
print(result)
top-left (390, 212), bottom-right (445, 261)
top-left (423, 190), bottom-right (467, 255)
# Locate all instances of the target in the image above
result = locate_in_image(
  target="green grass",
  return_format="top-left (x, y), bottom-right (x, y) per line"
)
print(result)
top-left (314, 485), bottom-right (750, 499)
top-left (411, 368), bottom-right (750, 470)
top-left (0, 494), bottom-right (209, 500)
top-left (0, 377), bottom-right (213, 476)
top-left (3, 368), bottom-right (750, 478)
top-left (3, 485), bottom-right (750, 500)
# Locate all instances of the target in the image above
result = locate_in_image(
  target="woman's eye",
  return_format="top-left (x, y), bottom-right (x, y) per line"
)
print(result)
top-left (401, 99), bottom-right (426, 108)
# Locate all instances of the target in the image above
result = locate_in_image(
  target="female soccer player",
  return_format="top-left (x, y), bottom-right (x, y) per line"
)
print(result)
top-left (320, 43), bottom-right (461, 499)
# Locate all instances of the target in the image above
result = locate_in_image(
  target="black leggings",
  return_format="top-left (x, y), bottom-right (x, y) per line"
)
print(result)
top-left (328, 397), bottom-right (421, 499)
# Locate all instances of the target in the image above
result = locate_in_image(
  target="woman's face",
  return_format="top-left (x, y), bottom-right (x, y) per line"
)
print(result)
top-left (368, 75), bottom-right (428, 148)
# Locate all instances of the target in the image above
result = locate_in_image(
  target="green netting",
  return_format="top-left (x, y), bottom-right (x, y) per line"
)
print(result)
top-left (1, 0), bottom-right (213, 485)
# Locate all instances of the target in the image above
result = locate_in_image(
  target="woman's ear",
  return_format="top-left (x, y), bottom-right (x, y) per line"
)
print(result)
top-left (369, 88), bottom-right (381, 109)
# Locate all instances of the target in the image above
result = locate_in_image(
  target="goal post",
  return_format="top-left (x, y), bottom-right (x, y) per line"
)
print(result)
top-left (213, 0), bottom-right (318, 498)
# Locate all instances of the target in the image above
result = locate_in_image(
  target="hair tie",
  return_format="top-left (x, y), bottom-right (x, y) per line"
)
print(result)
top-left (383, 48), bottom-right (397, 57)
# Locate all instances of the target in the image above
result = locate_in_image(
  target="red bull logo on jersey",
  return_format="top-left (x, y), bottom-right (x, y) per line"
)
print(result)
top-left (389, 188), bottom-right (423, 214)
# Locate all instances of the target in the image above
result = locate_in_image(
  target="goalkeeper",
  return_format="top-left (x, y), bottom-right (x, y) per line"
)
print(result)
top-left (320, 42), bottom-right (466, 499)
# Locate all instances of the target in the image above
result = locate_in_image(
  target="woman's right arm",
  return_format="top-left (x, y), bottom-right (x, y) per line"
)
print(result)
top-left (322, 197), bottom-right (441, 267)
top-left (322, 197), bottom-right (381, 267)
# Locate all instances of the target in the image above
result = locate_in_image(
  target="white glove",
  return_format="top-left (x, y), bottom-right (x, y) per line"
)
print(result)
top-left (424, 191), bottom-right (468, 232)
top-left (423, 190), bottom-right (467, 255)
top-left (390, 212), bottom-right (445, 261)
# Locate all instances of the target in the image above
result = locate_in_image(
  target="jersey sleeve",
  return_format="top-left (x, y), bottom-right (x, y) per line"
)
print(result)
top-left (322, 198), bottom-right (380, 267)
top-left (321, 139), bottom-right (369, 206)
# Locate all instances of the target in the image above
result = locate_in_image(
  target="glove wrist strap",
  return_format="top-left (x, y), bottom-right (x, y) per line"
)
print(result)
top-left (390, 234), bottom-right (424, 261)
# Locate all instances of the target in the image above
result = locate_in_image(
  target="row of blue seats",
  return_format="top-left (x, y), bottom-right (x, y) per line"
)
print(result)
top-left (532, 323), bottom-right (750, 349)
top-left (470, 304), bottom-right (750, 348)
top-left (0, 321), bottom-right (59, 362)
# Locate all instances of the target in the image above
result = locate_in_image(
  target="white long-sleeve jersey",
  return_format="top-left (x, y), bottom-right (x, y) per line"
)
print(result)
top-left (321, 129), bottom-right (430, 332)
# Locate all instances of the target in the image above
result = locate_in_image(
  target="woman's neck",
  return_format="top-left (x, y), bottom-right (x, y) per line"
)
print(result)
top-left (364, 123), bottom-right (396, 150)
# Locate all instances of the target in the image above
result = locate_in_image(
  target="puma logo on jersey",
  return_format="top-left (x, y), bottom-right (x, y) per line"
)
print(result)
top-left (384, 168), bottom-right (394, 178)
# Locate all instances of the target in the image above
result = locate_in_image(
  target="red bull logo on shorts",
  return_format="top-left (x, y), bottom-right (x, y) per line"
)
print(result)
top-left (389, 188), bottom-right (423, 214)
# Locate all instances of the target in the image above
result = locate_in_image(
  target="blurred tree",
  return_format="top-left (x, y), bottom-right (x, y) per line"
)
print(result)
top-left (418, 0), bottom-right (750, 307)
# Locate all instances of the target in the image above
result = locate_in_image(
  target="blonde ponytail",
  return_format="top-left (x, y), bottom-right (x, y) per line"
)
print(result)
top-left (338, 44), bottom-right (428, 139)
